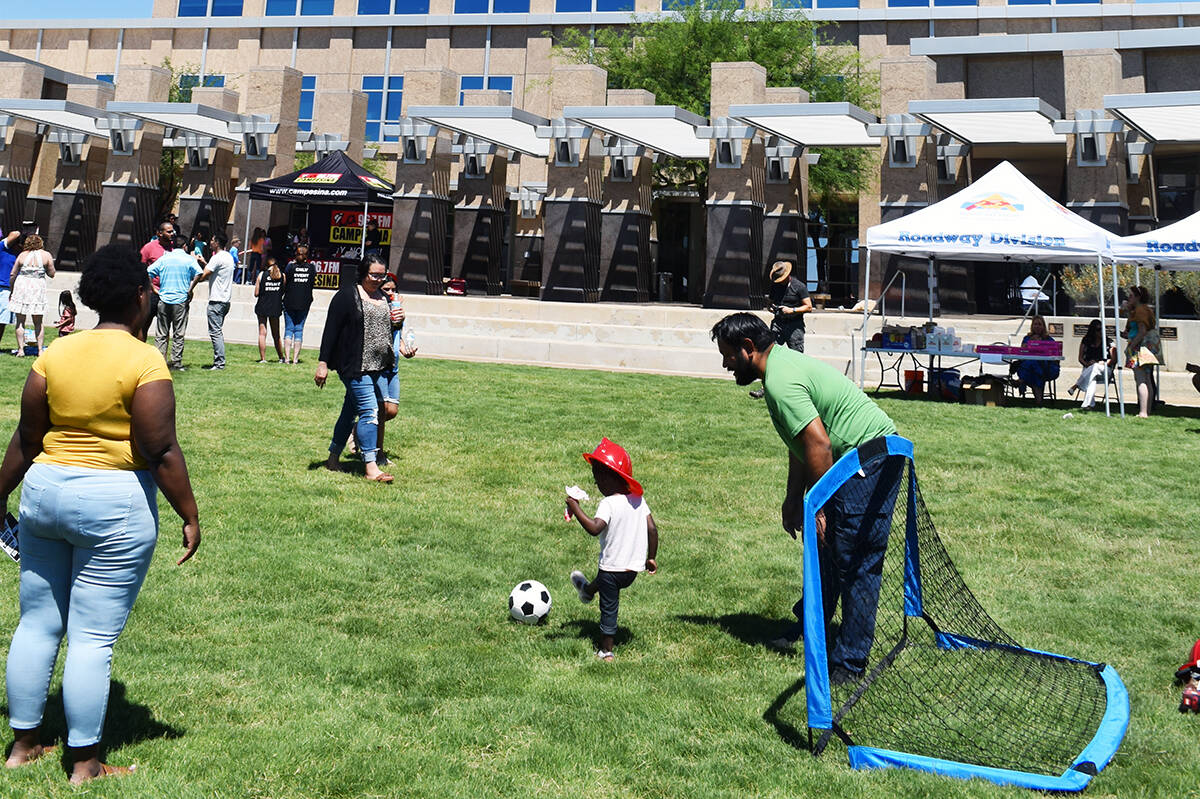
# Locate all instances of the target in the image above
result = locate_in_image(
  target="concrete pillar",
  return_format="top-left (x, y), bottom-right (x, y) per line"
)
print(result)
top-left (43, 82), bottom-right (116, 270)
top-left (597, 88), bottom-right (653, 302)
top-left (541, 64), bottom-right (607, 303)
top-left (312, 90), bottom-right (368, 162)
top-left (97, 65), bottom-right (171, 250)
top-left (177, 87), bottom-right (239, 243)
top-left (230, 66), bottom-right (303, 254)
top-left (391, 67), bottom-right (457, 295)
top-left (0, 63), bottom-right (46, 234)
top-left (762, 87), bottom-right (810, 295)
top-left (1063, 50), bottom-right (1128, 235)
top-left (452, 90), bottom-right (509, 295)
top-left (704, 62), bottom-right (766, 309)
top-left (875, 57), bottom-right (940, 315)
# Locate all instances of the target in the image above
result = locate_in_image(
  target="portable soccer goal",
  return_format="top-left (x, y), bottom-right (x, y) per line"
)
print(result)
top-left (801, 436), bottom-right (1128, 791)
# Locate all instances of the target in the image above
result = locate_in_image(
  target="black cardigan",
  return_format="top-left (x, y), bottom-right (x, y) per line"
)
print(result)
top-left (318, 286), bottom-right (395, 379)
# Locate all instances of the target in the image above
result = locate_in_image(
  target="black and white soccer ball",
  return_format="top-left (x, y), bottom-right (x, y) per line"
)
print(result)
top-left (509, 580), bottom-right (552, 625)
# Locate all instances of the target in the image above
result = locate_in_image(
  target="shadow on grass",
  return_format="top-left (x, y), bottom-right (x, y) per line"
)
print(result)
top-left (2, 680), bottom-right (184, 763)
top-left (764, 676), bottom-right (813, 753)
top-left (675, 613), bottom-right (801, 655)
top-left (307, 459), bottom-right (365, 476)
top-left (546, 619), bottom-right (632, 649)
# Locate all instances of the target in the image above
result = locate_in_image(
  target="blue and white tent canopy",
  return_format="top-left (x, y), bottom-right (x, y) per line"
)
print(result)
top-left (1111, 209), bottom-right (1200, 267)
top-left (866, 161), bottom-right (1113, 263)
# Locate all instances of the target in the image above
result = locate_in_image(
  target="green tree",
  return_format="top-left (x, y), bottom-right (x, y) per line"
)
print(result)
top-left (551, 0), bottom-right (877, 292)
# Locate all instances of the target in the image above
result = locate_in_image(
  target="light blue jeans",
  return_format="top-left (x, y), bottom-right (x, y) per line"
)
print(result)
top-left (283, 307), bottom-right (309, 344)
top-left (7, 463), bottom-right (158, 747)
top-left (330, 372), bottom-right (388, 464)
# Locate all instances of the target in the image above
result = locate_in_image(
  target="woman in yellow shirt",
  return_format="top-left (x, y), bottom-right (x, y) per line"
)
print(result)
top-left (0, 245), bottom-right (201, 784)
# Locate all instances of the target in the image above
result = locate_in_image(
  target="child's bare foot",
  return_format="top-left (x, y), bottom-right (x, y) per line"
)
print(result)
top-left (69, 762), bottom-right (135, 785)
top-left (5, 742), bottom-right (55, 768)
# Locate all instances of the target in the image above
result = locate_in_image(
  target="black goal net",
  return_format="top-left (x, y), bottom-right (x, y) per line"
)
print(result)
top-left (802, 438), bottom-right (1125, 790)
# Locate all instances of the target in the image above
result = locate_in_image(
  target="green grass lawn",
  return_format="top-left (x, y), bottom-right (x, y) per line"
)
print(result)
top-left (0, 340), bottom-right (1196, 798)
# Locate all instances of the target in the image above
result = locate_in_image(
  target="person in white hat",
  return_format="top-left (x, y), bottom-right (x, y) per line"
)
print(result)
top-left (749, 261), bottom-right (813, 399)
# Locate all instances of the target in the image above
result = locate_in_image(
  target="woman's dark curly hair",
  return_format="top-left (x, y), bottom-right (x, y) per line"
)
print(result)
top-left (78, 244), bottom-right (149, 318)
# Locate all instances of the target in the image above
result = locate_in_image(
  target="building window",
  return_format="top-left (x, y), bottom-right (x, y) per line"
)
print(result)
top-left (181, 74), bottom-right (226, 89)
top-left (265, 0), bottom-right (297, 13)
top-left (96, 74), bottom-right (115, 84)
top-left (363, 75), bottom-right (403, 142)
top-left (394, 0), bottom-right (430, 9)
top-left (454, 0), bottom-right (489, 9)
top-left (557, 0), bottom-right (633, 9)
top-left (301, 0), bottom-right (335, 12)
top-left (493, 0), bottom-right (530, 10)
top-left (359, 0), bottom-right (390, 10)
top-left (211, 0), bottom-right (244, 13)
top-left (299, 76), bottom-right (316, 133)
top-left (453, 0), bottom-right (529, 9)
top-left (459, 75), bottom-right (513, 105)
top-left (178, 0), bottom-right (208, 15)
top-left (662, 0), bottom-right (743, 8)
top-left (773, 0), bottom-right (812, 7)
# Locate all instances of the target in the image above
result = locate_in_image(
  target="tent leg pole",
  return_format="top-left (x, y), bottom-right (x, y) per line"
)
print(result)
top-left (1155, 269), bottom-right (1161, 405)
top-left (860, 249), bottom-right (871, 389)
top-left (1098, 258), bottom-right (1109, 417)
top-left (244, 198), bottom-right (252, 256)
top-left (1113, 262), bottom-right (1125, 419)
top-left (927, 257), bottom-right (935, 323)
top-left (360, 201), bottom-right (368, 260)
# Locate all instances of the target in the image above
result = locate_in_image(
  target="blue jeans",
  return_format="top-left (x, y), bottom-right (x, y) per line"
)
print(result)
top-left (595, 570), bottom-right (637, 636)
top-left (821, 454), bottom-right (903, 674)
top-left (207, 301), bottom-right (230, 366)
top-left (7, 464), bottom-right (158, 747)
top-left (283, 308), bottom-right (309, 344)
top-left (330, 372), bottom-right (388, 464)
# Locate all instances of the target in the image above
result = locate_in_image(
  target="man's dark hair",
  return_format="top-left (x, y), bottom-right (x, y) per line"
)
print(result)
top-left (210, 231), bottom-right (227, 249)
top-left (711, 312), bottom-right (773, 352)
top-left (78, 245), bottom-right (150, 318)
top-left (174, 234), bottom-right (188, 249)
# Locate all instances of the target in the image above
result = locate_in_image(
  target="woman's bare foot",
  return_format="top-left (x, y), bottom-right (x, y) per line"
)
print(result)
top-left (5, 740), bottom-right (55, 768)
top-left (69, 762), bottom-right (135, 785)
top-left (364, 464), bottom-right (394, 483)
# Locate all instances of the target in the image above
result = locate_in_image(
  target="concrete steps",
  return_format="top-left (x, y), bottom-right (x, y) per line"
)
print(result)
top-left (47, 273), bottom-right (1200, 406)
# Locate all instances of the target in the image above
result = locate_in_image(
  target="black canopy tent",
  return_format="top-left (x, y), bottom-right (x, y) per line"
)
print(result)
top-left (245, 150), bottom-right (395, 260)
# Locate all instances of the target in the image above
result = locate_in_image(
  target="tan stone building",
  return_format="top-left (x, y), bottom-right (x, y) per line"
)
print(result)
top-left (4, 0), bottom-right (1200, 311)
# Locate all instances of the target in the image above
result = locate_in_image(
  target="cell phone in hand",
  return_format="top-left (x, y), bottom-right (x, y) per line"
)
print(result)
top-left (0, 512), bottom-right (18, 563)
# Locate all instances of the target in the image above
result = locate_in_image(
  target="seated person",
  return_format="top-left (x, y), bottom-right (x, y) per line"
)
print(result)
top-left (1068, 319), bottom-right (1116, 410)
top-left (1188, 363), bottom-right (1200, 396)
top-left (1010, 315), bottom-right (1060, 405)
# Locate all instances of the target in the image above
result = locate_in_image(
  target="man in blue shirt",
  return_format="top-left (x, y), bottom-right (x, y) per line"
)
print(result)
top-left (0, 229), bottom-right (19, 351)
top-left (147, 235), bottom-right (202, 370)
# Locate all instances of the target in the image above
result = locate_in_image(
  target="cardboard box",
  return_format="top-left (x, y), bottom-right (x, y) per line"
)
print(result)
top-left (962, 378), bottom-right (1005, 407)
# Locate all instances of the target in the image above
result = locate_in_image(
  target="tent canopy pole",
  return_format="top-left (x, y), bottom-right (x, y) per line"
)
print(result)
top-left (1112, 262), bottom-right (1125, 419)
top-left (360, 201), bottom-right (368, 259)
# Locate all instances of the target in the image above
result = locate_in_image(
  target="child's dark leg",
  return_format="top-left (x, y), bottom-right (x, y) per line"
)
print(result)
top-left (595, 571), bottom-right (637, 654)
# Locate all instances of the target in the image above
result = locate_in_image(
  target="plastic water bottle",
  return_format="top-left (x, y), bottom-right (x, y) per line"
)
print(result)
top-left (403, 329), bottom-right (416, 349)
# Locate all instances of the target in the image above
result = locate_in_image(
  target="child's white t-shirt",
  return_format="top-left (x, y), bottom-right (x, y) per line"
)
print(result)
top-left (595, 493), bottom-right (651, 572)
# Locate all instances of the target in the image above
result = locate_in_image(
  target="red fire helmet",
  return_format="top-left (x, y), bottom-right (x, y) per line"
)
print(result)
top-left (582, 437), bottom-right (643, 496)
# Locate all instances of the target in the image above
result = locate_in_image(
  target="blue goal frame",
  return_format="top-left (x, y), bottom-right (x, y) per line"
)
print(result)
top-left (801, 435), bottom-right (1129, 791)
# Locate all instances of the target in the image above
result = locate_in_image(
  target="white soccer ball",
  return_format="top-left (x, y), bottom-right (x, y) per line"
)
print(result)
top-left (509, 580), bottom-right (552, 625)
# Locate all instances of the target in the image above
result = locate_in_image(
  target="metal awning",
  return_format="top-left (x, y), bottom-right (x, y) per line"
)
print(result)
top-left (728, 102), bottom-right (879, 147)
top-left (406, 105), bottom-right (549, 158)
top-left (106, 101), bottom-right (276, 145)
top-left (561, 105), bottom-right (708, 159)
top-left (0, 99), bottom-right (112, 139)
top-left (1104, 91), bottom-right (1200, 144)
top-left (909, 98), bottom-right (1064, 146)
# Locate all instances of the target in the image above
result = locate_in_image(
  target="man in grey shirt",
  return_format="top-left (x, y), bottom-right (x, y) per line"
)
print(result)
top-left (192, 231), bottom-right (236, 370)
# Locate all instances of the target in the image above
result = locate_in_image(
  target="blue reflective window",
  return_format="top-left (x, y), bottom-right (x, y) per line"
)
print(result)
top-left (300, 0), bottom-right (334, 12)
top-left (596, 0), bottom-right (634, 9)
top-left (299, 76), bottom-right (315, 133)
top-left (493, 0), bottom-right (529, 10)
top-left (96, 74), bottom-right (115, 84)
top-left (556, 0), bottom-right (590, 10)
top-left (178, 0), bottom-right (208, 15)
top-left (817, 0), bottom-right (856, 7)
top-left (1007, 0), bottom-right (1049, 4)
top-left (488, 76), bottom-right (513, 92)
top-left (363, 75), bottom-right (401, 142)
top-left (887, 0), bottom-right (927, 6)
top-left (454, 0), bottom-right (488, 11)
top-left (1057, 0), bottom-right (1099, 4)
top-left (459, 75), bottom-right (483, 104)
top-left (180, 75), bottom-right (200, 88)
top-left (211, 0), bottom-right (243, 14)
top-left (395, 0), bottom-right (430, 8)
top-left (773, 0), bottom-right (812, 7)
top-left (365, 122), bottom-right (381, 141)
top-left (933, 0), bottom-right (975, 6)
top-left (359, 0), bottom-right (391, 10)
top-left (265, 0), bottom-right (297, 13)
top-left (362, 76), bottom-right (384, 91)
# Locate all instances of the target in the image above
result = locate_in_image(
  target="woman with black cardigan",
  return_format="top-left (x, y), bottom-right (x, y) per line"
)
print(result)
top-left (314, 256), bottom-right (400, 483)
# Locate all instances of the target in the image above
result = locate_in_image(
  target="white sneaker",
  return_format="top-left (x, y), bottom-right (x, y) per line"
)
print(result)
top-left (570, 570), bottom-right (593, 603)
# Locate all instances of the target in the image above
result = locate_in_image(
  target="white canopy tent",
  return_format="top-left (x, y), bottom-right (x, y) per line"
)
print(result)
top-left (864, 161), bottom-right (1124, 415)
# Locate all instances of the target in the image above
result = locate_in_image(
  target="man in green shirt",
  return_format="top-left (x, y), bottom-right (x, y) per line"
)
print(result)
top-left (712, 313), bottom-right (901, 684)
